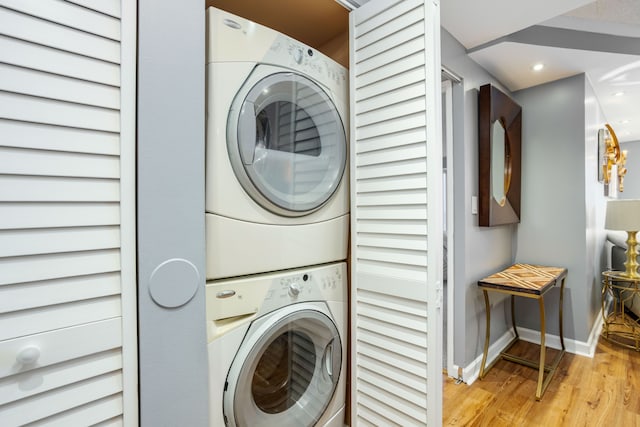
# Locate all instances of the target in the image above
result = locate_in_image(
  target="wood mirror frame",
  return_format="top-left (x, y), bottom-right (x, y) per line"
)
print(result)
top-left (478, 84), bottom-right (522, 227)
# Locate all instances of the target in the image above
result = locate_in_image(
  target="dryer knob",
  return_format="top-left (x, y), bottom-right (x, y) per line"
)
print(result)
top-left (293, 47), bottom-right (303, 64)
top-left (289, 282), bottom-right (301, 297)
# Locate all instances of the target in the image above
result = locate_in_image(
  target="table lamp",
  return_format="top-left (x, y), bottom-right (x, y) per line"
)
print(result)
top-left (605, 199), bottom-right (640, 278)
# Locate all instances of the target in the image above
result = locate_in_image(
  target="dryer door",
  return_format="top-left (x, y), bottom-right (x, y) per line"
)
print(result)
top-left (228, 70), bottom-right (346, 216)
top-left (224, 306), bottom-right (342, 427)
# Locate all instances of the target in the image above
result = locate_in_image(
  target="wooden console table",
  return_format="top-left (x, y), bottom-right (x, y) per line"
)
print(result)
top-left (477, 263), bottom-right (567, 400)
top-left (601, 270), bottom-right (640, 351)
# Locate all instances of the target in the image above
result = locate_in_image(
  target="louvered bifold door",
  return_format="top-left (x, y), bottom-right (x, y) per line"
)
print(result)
top-left (350, 1), bottom-right (442, 425)
top-left (0, 1), bottom-right (137, 425)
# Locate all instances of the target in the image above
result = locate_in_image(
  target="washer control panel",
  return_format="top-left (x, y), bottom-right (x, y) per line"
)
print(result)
top-left (206, 262), bottom-right (346, 322)
top-left (288, 282), bottom-right (301, 297)
top-left (262, 263), bottom-right (345, 315)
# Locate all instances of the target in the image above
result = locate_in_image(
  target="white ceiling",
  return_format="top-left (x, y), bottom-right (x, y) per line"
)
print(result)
top-left (441, 0), bottom-right (640, 143)
top-left (440, 0), bottom-right (593, 49)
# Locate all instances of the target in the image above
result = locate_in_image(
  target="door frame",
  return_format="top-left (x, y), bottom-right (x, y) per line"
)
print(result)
top-left (441, 77), bottom-right (458, 378)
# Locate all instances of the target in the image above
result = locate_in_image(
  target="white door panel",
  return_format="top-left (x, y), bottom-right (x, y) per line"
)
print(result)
top-left (0, 0), bottom-right (137, 424)
top-left (350, 0), bottom-right (442, 425)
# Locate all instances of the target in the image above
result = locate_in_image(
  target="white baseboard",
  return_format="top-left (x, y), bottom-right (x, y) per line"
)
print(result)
top-left (518, 307), bottom-right (603, 358)
top-left (461, 308), bottom-right (603, 384)
top-left (462, 328), bottom-right (516, 385)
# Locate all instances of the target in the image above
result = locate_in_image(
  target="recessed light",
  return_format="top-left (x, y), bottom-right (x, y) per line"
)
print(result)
top-left (532, 63), bottom-right (544, 72)
top-left (614, 91), bottom-right (625, 97)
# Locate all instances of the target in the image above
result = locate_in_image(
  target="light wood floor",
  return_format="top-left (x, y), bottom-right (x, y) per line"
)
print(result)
top-left (443, 338), bottom-right (640, 426)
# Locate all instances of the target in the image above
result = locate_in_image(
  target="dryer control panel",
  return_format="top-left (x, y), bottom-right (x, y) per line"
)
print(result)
top-left (264, 34), bottom-right (347, 99)
top-left (207, 7), bottom-right (347, 101)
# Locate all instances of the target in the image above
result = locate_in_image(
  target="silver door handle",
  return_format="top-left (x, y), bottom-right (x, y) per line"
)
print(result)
top-left (323, 340), bottom-right (333, 380)
top-left (238, 101), bottom-right (257, 165)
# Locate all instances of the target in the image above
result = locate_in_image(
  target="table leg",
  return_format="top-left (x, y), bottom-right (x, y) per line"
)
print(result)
top-left (559, 277), bottom-right (566, 351)
top-left (602, 276), bottom-right (609, 338)
top-left (511, 295), bottom-right (519, 339)
top-left (536, 296), bottom-right (546, 400)
top-left (480, 290), bottom-right (490, 379)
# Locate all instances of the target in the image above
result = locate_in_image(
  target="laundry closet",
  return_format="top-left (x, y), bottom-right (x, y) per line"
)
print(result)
top-left (204, 2), bottom-right (351, 426)
top-left (203, 1), bottom-right (443, 426)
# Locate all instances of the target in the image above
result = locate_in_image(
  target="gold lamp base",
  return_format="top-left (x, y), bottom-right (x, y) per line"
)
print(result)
top-left (620, 231), bottom-right (640, 279)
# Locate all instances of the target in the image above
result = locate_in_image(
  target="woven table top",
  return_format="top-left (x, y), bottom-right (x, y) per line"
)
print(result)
top-left (477, 263), bottom-right (567, 295)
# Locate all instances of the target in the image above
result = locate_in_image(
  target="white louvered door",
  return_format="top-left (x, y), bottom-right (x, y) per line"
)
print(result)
top-left (350, 1), bottom-right (442, 425)
top-left (0, 1), bottom-right (137, 425)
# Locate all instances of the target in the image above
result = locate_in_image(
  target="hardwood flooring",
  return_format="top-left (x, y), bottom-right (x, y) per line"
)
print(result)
top-left (443, 338), bottom-right (640, 426)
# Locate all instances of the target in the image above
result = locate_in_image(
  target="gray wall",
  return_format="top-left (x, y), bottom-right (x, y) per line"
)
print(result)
top-left (513, 74), bottom-right (605, 343)
top-left (441, 29), bottom-right (517, 367)
top-left (619, 140), bottom-right (640, 200)
top-left (138, 0), bottom-right (209, 425)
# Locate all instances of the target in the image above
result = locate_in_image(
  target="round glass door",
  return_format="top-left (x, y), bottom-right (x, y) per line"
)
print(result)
top-left (224, 309), bottom-right (342, 427)
top-left (228, 71), bottom-right (346, 216)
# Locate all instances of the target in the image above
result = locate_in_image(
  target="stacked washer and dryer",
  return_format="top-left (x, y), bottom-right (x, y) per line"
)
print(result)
top-left (205, 7), bottom-right (349, 427)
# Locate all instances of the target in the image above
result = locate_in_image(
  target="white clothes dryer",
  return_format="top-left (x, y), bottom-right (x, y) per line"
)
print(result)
top-left (206, 262), bottom-right (347, 427)
top-left (206, 8), bottom-right (349, 280)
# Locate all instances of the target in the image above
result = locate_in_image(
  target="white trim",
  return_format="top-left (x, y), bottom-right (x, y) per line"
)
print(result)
top-left (518, 307), bottom-right (604, 358)
top-left (348, 8), bottom-right (357, 424)
top-left (462, 308), bottom-right (604, 384)
top-left (119, 1), bottom-right (138, 425)
top-left (589, 308), bottom-right (606, 356)
top-left (441, 65), bottom-right (462, 84)
top-left (462, 328), bottom-right (516, 385)
top-left (425, 1), bottom-right (442, 424)
top-left (441, 78), bottom-right (456, 378)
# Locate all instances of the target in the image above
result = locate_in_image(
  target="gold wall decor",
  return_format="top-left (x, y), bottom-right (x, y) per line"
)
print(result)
top-left (602, 124), bottom-right (628, 192)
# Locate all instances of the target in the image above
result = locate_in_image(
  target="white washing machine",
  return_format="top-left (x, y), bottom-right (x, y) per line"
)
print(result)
top-left (206, 7), bottom-right (350, 280)
top-left (206, 262), bottom-right (347, 427)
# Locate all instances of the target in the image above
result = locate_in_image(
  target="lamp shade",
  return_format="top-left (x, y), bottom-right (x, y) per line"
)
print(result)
top-left (605, 199), bottom-right (640, 231)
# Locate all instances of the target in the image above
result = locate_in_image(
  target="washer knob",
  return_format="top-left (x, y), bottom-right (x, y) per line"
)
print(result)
top-left (293, 47), bottom-right (303, 64)
top-left (289, 282), bottom-right (301, 297)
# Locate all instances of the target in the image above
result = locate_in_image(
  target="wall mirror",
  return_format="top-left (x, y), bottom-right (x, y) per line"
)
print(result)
top-left (478, 84), bottom-right (522, 227)
top-left (491, 119), bottom-right (510, 206)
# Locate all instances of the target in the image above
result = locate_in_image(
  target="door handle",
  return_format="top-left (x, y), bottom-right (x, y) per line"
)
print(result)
top-left (323, 339), bottom-right (334, 380)
top-left (238, 101), bottom-right (257, 165)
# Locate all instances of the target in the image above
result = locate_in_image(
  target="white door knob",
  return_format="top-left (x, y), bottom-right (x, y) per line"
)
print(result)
top-left (17, 346), bottom-right (41, 365)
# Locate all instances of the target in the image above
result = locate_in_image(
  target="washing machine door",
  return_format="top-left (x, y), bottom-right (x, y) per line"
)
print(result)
top-left (223, 304), bottom-right (342, 427)
top-left (228, 69), bottom-right (346, 216)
